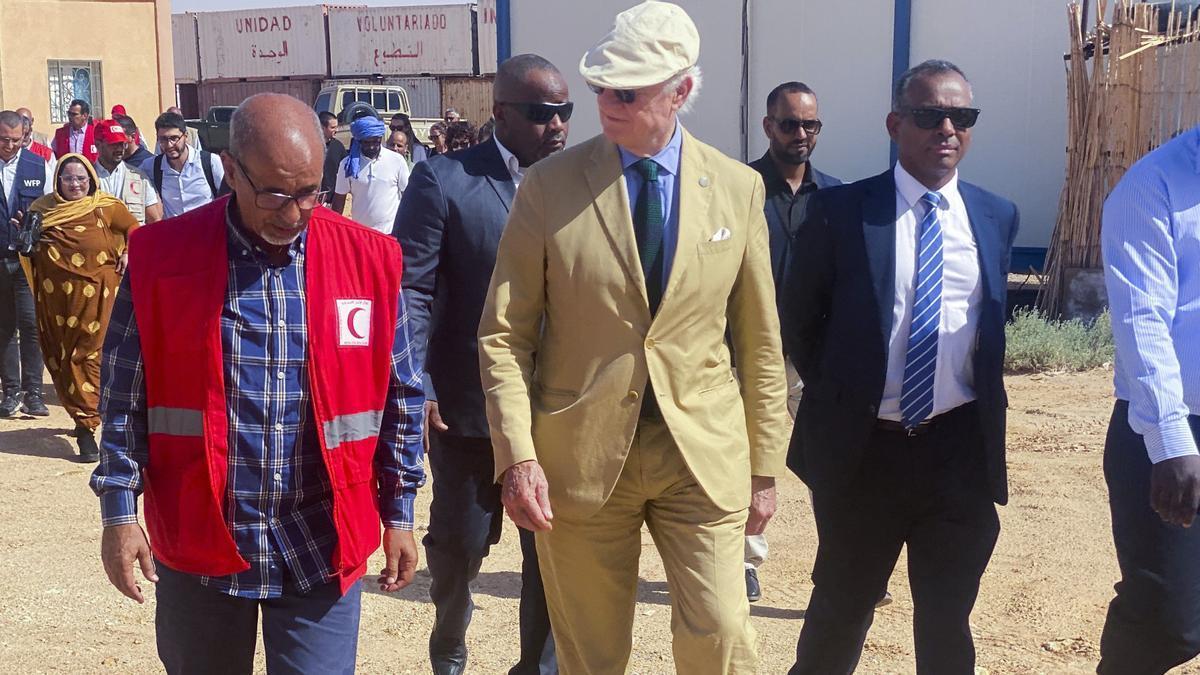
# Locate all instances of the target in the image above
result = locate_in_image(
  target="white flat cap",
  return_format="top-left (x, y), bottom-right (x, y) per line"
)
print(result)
top-left (579, 1), bottom-right (700, 90)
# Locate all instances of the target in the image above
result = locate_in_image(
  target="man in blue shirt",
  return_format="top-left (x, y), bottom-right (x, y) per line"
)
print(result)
top-left (141, 112), bottom-right (224, 218)
top-left (1099, 124), bottom-right (1200, 674)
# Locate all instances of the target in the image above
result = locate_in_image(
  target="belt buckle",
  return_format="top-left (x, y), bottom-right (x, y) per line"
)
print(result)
top-left (906, 426), bottom-right (919, 437)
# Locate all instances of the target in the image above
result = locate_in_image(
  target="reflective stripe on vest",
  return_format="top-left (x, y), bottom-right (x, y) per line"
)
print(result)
top-left (323, 410), bottom-right (384, 449)
top-left (148, 406), bottom-right (204, 437)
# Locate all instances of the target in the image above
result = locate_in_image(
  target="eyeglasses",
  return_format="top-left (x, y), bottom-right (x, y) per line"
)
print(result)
top-left (586, 83), bottom-right (638, 104)
top-left (233, 157), bottom-right (326, 211)
top-left (902, 107), bottom-right (981, 130)
top-left (770, 117), bottom-right (823, 136)
top-left (157, 133), bottom-right (185, 147)
top-left (59, 176), bottom-right (90, 185)
top-left (500, 101), bottom-right (574, 124)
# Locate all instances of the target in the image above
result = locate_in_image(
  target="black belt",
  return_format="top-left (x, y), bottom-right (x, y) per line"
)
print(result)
top-left (874, 401), bottom-right (976, 437)
top-left (875, 418), bottom-right (939, 437)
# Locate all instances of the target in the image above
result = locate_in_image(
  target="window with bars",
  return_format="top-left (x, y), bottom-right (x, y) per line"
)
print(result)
top-left (48, 60), bottom-right (103, 124)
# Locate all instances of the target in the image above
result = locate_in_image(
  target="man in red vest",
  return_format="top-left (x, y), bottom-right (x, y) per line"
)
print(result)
top-left (90, 93), bottom-right (426, 673)
top-left (52, 99), bottom-right (97, 162)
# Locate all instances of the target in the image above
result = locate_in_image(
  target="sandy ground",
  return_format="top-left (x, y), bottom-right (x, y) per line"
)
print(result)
top-left (0, 367), bottom-right (1194, 674)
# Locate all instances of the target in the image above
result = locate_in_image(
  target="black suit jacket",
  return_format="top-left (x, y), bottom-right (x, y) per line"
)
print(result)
top-left (781, 169), bottom-right (1019, 504)
top-left (394, 139), bottom-right (515, 439)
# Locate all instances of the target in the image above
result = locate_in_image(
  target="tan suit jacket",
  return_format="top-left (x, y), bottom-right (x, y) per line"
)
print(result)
top-left (478, 129), bottom-right (790, 520)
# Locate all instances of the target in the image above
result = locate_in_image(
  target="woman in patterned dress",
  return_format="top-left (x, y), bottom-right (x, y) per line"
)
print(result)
top-left (28, 154), bottom-right (138, 461)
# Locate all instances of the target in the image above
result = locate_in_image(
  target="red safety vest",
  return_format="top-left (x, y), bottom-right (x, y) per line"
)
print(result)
top-left (52, 121), bottom-right (98, 162)
top-left (127, 196), bottom-right (403, 593)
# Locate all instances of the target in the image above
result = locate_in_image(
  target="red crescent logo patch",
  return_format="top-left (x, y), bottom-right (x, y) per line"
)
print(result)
top-left (336, 299), bottom-right (371, 347)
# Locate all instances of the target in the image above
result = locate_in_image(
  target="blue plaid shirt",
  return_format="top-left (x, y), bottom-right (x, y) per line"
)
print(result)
top-left (90, 205), bottom-right (426, 599)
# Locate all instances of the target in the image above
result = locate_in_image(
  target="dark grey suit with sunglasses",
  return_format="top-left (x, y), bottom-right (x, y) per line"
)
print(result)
top-left (393, 137), bottom-right (556, 675)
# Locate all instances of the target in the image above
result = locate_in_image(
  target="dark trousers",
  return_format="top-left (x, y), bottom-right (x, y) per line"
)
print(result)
top-left (1099, 400), bottom-right (1200, 674)
top-left (424, 432), bottom-right (556, 675)
top-left (0, 258), bottom-right (42, 396)
top-left (791, 403), bottom-right (1000, 675)
top-left (154, 562), bottom-right (362, 675)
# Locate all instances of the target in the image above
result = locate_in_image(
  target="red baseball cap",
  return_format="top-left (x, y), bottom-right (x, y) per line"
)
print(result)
top-left (94, 119), bottom-right (130, 145)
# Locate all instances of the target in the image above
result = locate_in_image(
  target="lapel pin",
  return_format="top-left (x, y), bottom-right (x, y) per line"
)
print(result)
top-left (698, 176), bottom-right (710, 187)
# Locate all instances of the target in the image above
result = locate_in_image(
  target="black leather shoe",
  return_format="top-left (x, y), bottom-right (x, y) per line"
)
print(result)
top-left (75, 426), bottom-right (100, 463)
top-left (875, 590), bottom-right (894, 609)
top-left (0, 392), bottom-right (21, 418)
top-left (21, 392), bottom-right (49, 417)
top-left (745, 567), bottom-right (761, 603)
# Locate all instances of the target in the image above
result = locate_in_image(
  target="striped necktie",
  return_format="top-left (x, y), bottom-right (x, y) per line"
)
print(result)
top-left (633, 158), bottom-right (664, 313)
top-left (900, 191), bottom-right (944, 428)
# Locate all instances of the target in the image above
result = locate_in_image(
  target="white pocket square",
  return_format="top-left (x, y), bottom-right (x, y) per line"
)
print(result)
top-left (709, 227), bottom-right (731, 242)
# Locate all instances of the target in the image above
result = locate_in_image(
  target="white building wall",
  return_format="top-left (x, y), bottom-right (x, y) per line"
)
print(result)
top-left (509, 0), bottom-right (745, 160)
top-left (508, 0), bottom-right (1067, 250)
top-left (746, 0), bottom-right (895, 183)
top-left (909, 0), bottom-right (1067, 249)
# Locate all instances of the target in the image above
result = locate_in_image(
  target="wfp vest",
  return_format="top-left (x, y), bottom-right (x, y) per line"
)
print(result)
top-left (1, 150), bottom-right (48, 258)
top-left (128, 197), bottom-right (405, 593)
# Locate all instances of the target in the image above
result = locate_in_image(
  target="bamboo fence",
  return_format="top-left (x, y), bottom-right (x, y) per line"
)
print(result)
top-left (1038, 0), bottom-right (1200, 315)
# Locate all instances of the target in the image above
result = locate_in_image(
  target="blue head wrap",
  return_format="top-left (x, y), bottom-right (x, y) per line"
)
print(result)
top-left (346, 116), bottom-right (387, 178)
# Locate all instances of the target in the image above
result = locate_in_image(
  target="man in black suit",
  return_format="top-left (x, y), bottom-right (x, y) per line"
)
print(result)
top-left (782, 59), bottom-right (1019, 674)
top-left (745, 80), bottom-right (842, 603)
top-left (393, 53), bottom-right (570, 675)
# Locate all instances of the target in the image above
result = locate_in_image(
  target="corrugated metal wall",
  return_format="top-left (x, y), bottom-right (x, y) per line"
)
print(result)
top-left (439, 76), bottom-right (494, 127)
top-left (387, 76), bottom-right (442, 117)
top-left (172, 13), bottom-right (200, 83)
top-left (198, 79), bottom-right (323, 111)
top-left (176, 83), bottom-right (200, 119)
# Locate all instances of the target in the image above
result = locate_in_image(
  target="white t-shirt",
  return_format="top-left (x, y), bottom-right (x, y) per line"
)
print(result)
top-left (334, 147), bottom-right (409, 235)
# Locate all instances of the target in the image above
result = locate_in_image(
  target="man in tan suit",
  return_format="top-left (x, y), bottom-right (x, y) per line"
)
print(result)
top-left (477, 3), bottom-right (790, 673)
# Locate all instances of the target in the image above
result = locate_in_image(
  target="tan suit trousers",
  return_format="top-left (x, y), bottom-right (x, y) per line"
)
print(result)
top-left (535, 417), bottom-right (756, 674)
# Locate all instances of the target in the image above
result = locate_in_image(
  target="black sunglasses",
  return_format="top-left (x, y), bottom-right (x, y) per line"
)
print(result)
top-left (587, 83), bottom-right (638, 104)
top-left (903, 106), bottom-right (981, 130)
top-left (770, 117), bottom-right (823, 136)
top-left (500, 101), bottom-right (574, 124)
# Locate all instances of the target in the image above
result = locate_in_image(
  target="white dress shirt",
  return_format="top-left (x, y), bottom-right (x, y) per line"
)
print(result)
top-left (878, 163), bottom-right (982, 421)
top-left (139, 144), bottom-right (224, 218)
top-left (334, 146), bottom-right (410, 235)
top-left (0, 151), bottom-right (54, 211)
top-left (493, 135), bottom-right (525, 187)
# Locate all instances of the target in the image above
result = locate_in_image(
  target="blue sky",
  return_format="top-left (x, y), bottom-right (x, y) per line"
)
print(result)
top-left (172, 0), bottom-right (470, 12)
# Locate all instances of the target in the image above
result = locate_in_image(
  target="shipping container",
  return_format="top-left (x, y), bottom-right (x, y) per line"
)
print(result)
top-left (477, 0), bottom-right (497, 75)
top-left (176, 83), bottom-right (200, 119)
top-left (197, 5), bottom-right (328, 81)
top-left (173, 13), bottom-right (201, 83)
top-left (328, 4), bottom-right (474, 77)
top-left (198, 78), bottom-right (323, 112)
top-left (387, 76), bottom-right (442, 117)
top-left (439, 76), bottom-right (493, 127)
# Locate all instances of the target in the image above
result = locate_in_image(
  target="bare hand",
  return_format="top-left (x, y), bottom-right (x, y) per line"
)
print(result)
top-left (746, 475), bottom-right (777, 536)
top-left (1151, 455), bottom-right (1200, 527)
top-left (378, 528), bottom-right (418, 592)
top-left (501, 460), bottom-right (553, 531)
top-left (115, 252), bottom-right (129, 275)
top-left (422, 400), bottom-right (448, 453)
top-left (101, 523), bottom-right (158, 603)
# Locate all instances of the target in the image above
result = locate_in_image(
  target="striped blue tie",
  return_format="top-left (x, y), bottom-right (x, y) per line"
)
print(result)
top-left (900, 191), bottom-right (944, 428)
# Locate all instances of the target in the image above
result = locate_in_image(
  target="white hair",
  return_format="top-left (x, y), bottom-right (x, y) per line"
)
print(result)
top-left (666, 65), bottom-right (703, 115)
